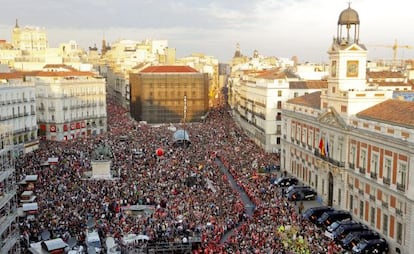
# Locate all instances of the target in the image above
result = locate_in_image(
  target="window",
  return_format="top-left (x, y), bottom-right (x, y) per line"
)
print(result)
top-left (294, 92), bottom-right (299, 97)
top-left (277, 90), bottom-right (282, 97)
top-left (291, 124), bottom-right (296, 139)
top-left (384, 157), bottom-right (391, 180)
top-left (276, 137), bottom-right (280, 145)
top-left (277, 101), bottom-right (282, 109)
top-left (308, 130), bottom-right (314, 147)
top-left (383, 214), bottom-right (388, 235)
top-left (359, 200), bottom-right (364, 219)
top-left (296, 126), bottom-right (301, 140)
top-left (397, 222), bottom-right (403, 244)
top-left (360, 149), bottom-right (367, 170)
top-left (398, 162), bottom-right (407, 188)
top-left (302, 128), bottom-right (307, 143)
top-left (371, 153), bottom-right (379, 177)
top-left (349, 194), bottom-right (354, 211)
top-left (276, 112), bottom-right (282, 121)
top-left (350, 146), bottom-right (356, 166)
top-left (370, 207), bottom-right (375, 226)
top-left (338, 188), bottom-right (341, 206)
top-left (276, 125), bottom-right (281, 135)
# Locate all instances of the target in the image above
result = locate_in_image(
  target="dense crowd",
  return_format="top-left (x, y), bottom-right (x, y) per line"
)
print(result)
top-left (16, 97), bottom-right (342, 253)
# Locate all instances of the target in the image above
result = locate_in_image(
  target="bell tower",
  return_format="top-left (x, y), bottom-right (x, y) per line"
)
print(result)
top-left (321, 4), bottom-right (375, 119)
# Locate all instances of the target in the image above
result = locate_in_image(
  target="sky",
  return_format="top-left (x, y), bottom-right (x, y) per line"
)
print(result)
top-left (0, 0), bottom-right (414, 63)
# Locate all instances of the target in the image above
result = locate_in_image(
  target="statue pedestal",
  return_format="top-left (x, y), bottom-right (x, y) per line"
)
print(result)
top-left (91, 160), bottom-right (112, 179)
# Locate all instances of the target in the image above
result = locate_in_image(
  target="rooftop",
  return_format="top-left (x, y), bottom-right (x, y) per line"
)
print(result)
top-left (140, 65), bottom-right (198, 73)
top-left (287, 91), bottom-right (322, 109)
top-left (357, 99), bottom-right (414, 128)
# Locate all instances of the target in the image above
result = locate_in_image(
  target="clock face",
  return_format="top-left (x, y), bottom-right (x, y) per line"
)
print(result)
top-left (347, 60), bottom-right (359, 77)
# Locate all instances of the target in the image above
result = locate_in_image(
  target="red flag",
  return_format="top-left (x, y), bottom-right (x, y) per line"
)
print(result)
top-left (319, 138), bottom-right (325, 156)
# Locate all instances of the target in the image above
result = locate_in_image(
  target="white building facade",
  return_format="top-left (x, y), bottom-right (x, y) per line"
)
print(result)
top-left (282, 6), bottom-right (413, 254)
top-left (229, 68), bottom-right (327, 153)
top-left (29, 65), bottom-right (107, 141)
top-left (0, 80), bottom-right (38, 154)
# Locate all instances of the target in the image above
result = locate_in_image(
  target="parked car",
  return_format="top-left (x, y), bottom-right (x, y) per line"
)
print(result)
top-left (287, 188), bottom-right (317, 201)
top-left (324, 220), bottom-right (358, 239)
top-left (341, 230), bottom-right (380, 250)
top-left (316, 210), bottom-right (352, 228)
top-left (331, 223), bottom-right (369, 242)
top-left (285, 185), bottom-right (312, 195)
top-left (352, 238), bottom-right (388, 254)
top-left (273, 177), bottom-right (298, 187)
top-left (302, 206), bottom-right (335, 223)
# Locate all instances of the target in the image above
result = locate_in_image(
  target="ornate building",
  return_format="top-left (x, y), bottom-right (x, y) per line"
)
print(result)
top-left (282, 5), bottom-right (413, 253)
top-left (32, 65), bottom-right (107, 141)
top-left (129, 65), bottom-right (209, 124)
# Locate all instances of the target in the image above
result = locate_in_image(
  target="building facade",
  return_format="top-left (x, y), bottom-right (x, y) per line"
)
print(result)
top-left (282, 6), bottom-right (413, 253)
top-left (229, 67), bottom-right (327, 153)
top-left (29, 65), bottom-right (107, 141)
top-left (129, 66), bottom-right (210, 124)
top-left (0, 125), bottom-right (20, 253)
top-left (0, 80), bottom-right (38, 154)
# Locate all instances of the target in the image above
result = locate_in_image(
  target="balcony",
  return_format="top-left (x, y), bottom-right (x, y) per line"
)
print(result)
top-left (283, 135), bottom-right (286, 139)
top-left (396, 183), bottom-right (406, 192)
top-left (382, 177), bottom-right (390, 185)
top-left (370, 172), bottom-right (378, 179)
top-left (369, 195), bottom-right (376, 201)
top-left (291, 137), bottom-right (295, 142)
top-left (349, 163), bottom-right (355, 169)
top-left (48, 107), bottom-right (55, 111)
top-left (381, 202), bottom-right (389, 208)
top-left (358, 189), bottom-right (364, 195)
top-left (359, 167), bottom-right (366, 174)
top-left (348, 183), bottom-right (353, 190)
top-left (396, 209), bottom-right (403, 216)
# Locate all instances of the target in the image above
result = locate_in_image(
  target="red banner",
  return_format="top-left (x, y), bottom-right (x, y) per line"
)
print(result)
top-left (76, 122), bottom-right (81, 129)
top-left (50, 125), bottom-right (56, 132)
top-left (70, 123), bottom-right (75, 130)
top-left (63, 125), bottom-right (68, 131)
top-left (81, 121), bottom-right (86, 128)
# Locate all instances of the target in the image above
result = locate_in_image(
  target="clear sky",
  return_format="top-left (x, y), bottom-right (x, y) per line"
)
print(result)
top-left (0, 0), bottom-right (413, 63)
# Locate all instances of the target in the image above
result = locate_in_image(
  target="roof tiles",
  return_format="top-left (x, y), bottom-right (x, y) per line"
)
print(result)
top-left (357, 99), bottom-right (414, 127)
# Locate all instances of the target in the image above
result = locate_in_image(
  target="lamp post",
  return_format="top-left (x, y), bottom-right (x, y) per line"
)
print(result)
top-left (183, 94), bottom-right (187, 147)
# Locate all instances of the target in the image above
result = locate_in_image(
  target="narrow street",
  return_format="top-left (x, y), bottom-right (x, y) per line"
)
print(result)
top-left (215, 158), bottom-right (256, 244)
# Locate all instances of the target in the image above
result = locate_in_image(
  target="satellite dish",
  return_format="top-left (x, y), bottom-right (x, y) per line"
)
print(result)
top-left (67, 237), bottom-right (77, 249)
top-left (41, 230), bottom-right (51, 241)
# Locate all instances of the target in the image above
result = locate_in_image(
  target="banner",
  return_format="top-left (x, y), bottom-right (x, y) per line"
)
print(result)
top-left (50, 125), bottom-right (56, 132)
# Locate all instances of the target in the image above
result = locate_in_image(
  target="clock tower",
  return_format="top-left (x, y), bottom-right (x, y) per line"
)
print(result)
top-left (321, 4), bottom-right (373, 118)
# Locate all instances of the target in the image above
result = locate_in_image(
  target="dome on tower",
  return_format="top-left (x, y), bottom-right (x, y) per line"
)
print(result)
top-left (338, 6), bottom-right (360, 25)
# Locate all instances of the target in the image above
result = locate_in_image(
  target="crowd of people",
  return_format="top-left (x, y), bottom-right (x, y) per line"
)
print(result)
top-left (15, 97), bottom-right (342, 253)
